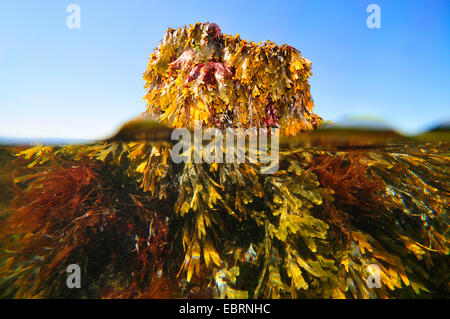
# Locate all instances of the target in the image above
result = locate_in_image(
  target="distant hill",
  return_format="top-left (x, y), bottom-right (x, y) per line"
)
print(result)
top-left (323, 116), bottom-right (393, 131)
top-left (0, 136), bottom-right (92, 146)
top-left (427, 121), bottom-right (450, 132)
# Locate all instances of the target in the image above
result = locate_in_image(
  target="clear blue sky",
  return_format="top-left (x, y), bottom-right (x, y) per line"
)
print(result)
top-left (0, 0), bottom-right (449, 139)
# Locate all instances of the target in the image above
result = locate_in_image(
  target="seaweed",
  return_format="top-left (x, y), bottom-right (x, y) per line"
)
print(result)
top-left (0, 23), bottom-right (448, 299)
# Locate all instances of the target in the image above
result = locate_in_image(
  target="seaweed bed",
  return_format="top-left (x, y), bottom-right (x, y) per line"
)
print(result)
top-left (0, 23), bottom-right (448, 299)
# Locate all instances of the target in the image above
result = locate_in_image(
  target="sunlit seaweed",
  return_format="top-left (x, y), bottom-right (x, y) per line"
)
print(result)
top-left (143, 22), bottom-right (320, 134)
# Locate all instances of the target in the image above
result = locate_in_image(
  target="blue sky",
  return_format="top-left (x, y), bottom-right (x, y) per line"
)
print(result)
top-left (0, 0), bottom-right (449, 139)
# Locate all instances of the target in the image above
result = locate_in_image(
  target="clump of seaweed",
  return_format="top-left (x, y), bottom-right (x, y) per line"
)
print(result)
top-left (309, 153), bottom-right (383, 212)
top-left (143, 22), bottom-right (320, 134)
top-left (306, 153), bottom-right (383, 244)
